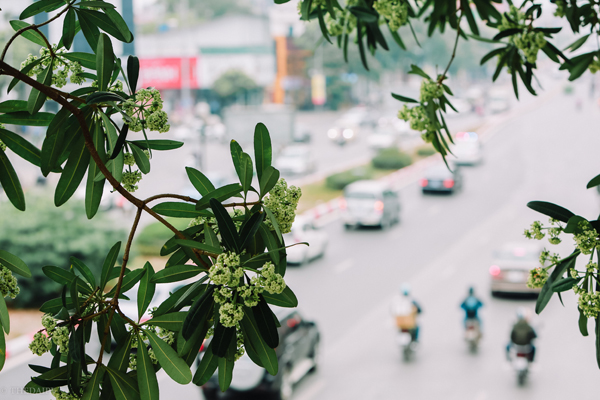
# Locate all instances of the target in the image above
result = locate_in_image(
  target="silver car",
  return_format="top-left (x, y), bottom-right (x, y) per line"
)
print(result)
top-left (341, 180), bottom-right (400, 230)
top-left (489, 242), bottom-right (543, 296)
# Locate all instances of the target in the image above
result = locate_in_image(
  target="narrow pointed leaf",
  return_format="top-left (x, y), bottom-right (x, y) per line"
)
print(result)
top-left (0, 250), bottom-right (31, 277)
top-left (62, 52), bottom-right (97, 70)
top-left (143, 312), bottom-right (187, 331)
top-left (262, 286), bottom-right (298, 308)
top-left (240, 307), bottom-right (278, 375)
top-left (210, 198), bottom-right (241, 252)
top-left (151, 202), bottom-right (211, 218)
top-left (86, 121), bottom-right (106, 219)
top-left (130, 142), bottom-right (150, 174)
top-left (0, 149), bottom-right (25, 211)
top-left (96, 33), bottom-right (114, 91)
top-left (174, 239), bottom-right (222, 256)
top-left (527, 201), bottom-right (575, 223)
top-left (254, 123), bottom-right (272, 181)
top-left (128, 140), bottom-right (183, 151)
top-left (138, 262), bottom-right (155, 320)
top-left (74, 9), bottom-right (100, 51)
top-left (192, 344), bottom-right (219, 386)
top-left (62, 8), bottom-right (76, 50)
top-left (212, 320), bottom-right (235, 358)
top-left (0, 296), bottom-right (9, 334)
top-left (0, 128), bottom-right (41, 166)
top-left (195, 183), bottom-right (243, 210)
top-left (70, 257), bottom-right (96, 287)
top-left (151, 265), bottom-right (202, 284)
top-left (9, 20), bottom-right (46, 46)
top-left (106, 268), bottom-right (145, 298)
top-left (145, 329), bottom-right (192, 384)
top-left (185, 166), bottom-right (215, 196)
top-left (136, 333), bottom-right (158, 400)
top-left (106, 367), bottom-right (140, 400)
top-left (127, 56), bottom-right (140, 91)
top-left (100, 242), bottom-right (121, 290)
top-left (55, 135), bottom-right (90, 207)
top-left (259, 166), bottom-right (280, 197)
top-left (182, 285), bottom-right (215, 339)
top-left (27, 63), bottom-right (53, 115)
top-left (81, 366), bottom-right (104, 400)
top-left (252, 296), bottom-right (279, 348)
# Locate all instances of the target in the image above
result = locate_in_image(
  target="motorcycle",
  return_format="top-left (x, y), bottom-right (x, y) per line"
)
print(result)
top-left (464, 318), bottom-right (481, 352)
top-left (508, 344), bottom-right (532, 385)
top-left (397, 328), bottom-right (417, 361)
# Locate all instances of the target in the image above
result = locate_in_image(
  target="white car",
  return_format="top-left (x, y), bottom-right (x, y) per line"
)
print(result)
top-left (283, 217), bottom-right (328, 264)
top-left (367, 128), bottom-right (399, 150)
top-left (275, 146), bottom-right (316, 176)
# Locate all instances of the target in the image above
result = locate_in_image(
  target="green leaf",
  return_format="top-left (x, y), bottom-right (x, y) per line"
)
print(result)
top-left (0, 329), bottom-right (5, 371)
top-left (105, 7), bottom-right (133, 42)
top-left (96, 33), bottom-right (114, 91)
top-left (564, 34), bottom-right (590, 52)
top-left (136, 334), bottom-right (159, 400)
top-left (175, 239), bottom-right (222, 256)
top-left (61, 9), bottom-right (77, 51)
top-left (252, 295), bottom-right (279, 348)
top-left (597, 316), bottom-right (600, 369)
top-left (137, 262), bottom-right (155, 320)
top-left (106, 367), bottom-right (140, 400)
top-left (262, 286), bottom-right (298, 308)
top-left (151, 202), bottom-right (210, 219)
top-left (536, 251), bottom-right (579, 314)
top-left (218, 337), bottom-right (236, 391)
top-left (0, 295), bottom-right (9, 334)
top-left (480, 47), bottom-right (506, 65)
top-left (161, 225), bottom-right (203, 256)
top-left (143, 312), bottom-right (187, 331)
top-left (106, 268), bottom-right (146, 298)
top-left (40, 297), bottom-right (74, 314)
top-left (391, 93), bottom-right (418, 103)
top-left (551, 276), bottom-right (579, 292)
top-left (259, 166), bottom-right (280, 197)
top-left (20, 0), bottom-right (65, 19)
top-left (192, 344), bottom-right (219, 386)
top-left (0, 250), bottom-right (31, 278)
top-left (185, 167), bottom-right (215, 196)
top-left (100, 242), bottom-right (121, 290)
top-left (210, 198), bottom-right (241, 252)
top-left (43, 265), bottom-right (76, 285)
top-left (230, 141), bottom-right (253, 194)
top-left (588, 174), bottom-right (600, 189)
top-left (212, 319), bottom-right (235, 358)
top-left (204, 222), bottom-right (220, 249)
top-left (254, 123), bottom-right (272, 182)
top-left (355, 20), bottom-right (369, 71)
top-left (127, 55), bottom-right (140, 91)
top-left (129, 142), bottom-right (150, 174)
top-left (78, 1), bottom-right (117, 9)
top-left (468, 34), bottom-right (501, 44)
top-left (0, 128), bottom-right (41, 167)
top-left (86, 121), bottom-right (106, 219)
top-left (0, 100), bottom-right (28, 113)
top-left (165, 248), bottom-right (189, 268)
top-left (128, 139), bottom-right (183, 151)
top-left (195, 183), bottom-right (243, 210)
top-left (145, 329), bottom-right (192, 384)
top-left (240, 307), bottom-right (278, 375)
top-left (579, 307), bottom-right (589, 337)
top-left (62, 52), bottom-right (97, 70)
top-left (564, 215), bottom-right (587, 234)
top-left (0, 111), bottom-right (54, 126)
top-left (348, 6), bottom-right (378, 23)
top-left (182, 285), bottom-right (215, 340)
top-left (81, 366), bottom-right (104, 400)
top-left (55, 135), bottom-right (91, 207)
top-left (74, 9), bottom-right (100, 51)
top-left (151, 265), bottom-right (202, 284)
top-left (527, 201), bottom-right (575, 223)
top-left (408, 64), bottom-right (431, 79)
top-left (493, 28), bottom-right (522, 41)
top-left (86, 91), bottom-right (126, 104)
top-left (9, 20), bottom-right (47, 46)
top-left (77, 9), bottom-right (131, 43)
top-left (0, 149), bottom-right (25, 211)
top-left (239, 211), bottom-right (265, 250)
top-left (70, 257), bottom-right (96, 287)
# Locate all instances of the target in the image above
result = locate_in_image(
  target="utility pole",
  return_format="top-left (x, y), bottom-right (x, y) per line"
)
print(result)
top-left (121, 0), bottom-right (135, 56)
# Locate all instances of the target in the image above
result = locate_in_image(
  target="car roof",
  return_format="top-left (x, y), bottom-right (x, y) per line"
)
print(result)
top-left (344, 180), bottom-right (390, 193)
top-left (424, 164), bottom-right (455, 178)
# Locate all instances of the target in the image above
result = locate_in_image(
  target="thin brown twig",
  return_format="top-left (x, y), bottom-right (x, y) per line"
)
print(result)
top-left (0, 0), bottom-right (75, 63)
top-left (143, 193), bottom-right (198, 204)
top-left (222, 200), bottom-right (261, 208)
top-left (439, 14), bottom-right (463, 83)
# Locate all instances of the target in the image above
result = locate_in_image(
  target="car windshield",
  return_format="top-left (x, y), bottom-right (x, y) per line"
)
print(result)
top-left (345, 192), bottom-right (377, 199)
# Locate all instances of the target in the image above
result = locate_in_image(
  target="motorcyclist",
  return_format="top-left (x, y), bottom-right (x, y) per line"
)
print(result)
top-left (507, 308), bottom-right (537, 362)
top-left (391, 284), bottom-right (422, 342)
top-left (460, 286), bottom-right (483, 327)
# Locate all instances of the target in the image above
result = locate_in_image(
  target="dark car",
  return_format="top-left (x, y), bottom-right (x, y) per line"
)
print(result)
top-left (420, 164), bottom-right (462, 194)
top-left (200, 308), bottom-right (320, 400)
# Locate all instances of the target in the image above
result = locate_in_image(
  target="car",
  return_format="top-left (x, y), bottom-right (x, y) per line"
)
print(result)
top-left (489, 242), bottom-right (543, 296)
top-left (420, 163), bottom-right (462, 194)
top-left (341, 180), bottom-right (400, 229)
top-left (367, 128), bottom-right (399, 150)
top-left (327, 123), bottom-right (358, 145)
top-left (449, 132), bottom-right (482, 165)
top-left (274, 145), bottom-right (316, 176)
top-left (283, 217), bottom-right (328, 264)
top-left (200, 308), bottom-right (320, 400)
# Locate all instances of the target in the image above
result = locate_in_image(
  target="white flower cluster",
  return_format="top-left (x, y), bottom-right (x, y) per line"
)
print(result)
top-left (122, 88), bottom-right (170, 133)
top-left (209, 252), bottom-right (286, 327)
top-left (373, 0), bottom-right (408, 31)
top-left (554, 0), bottom-right (566, 18)
top-left (573, 221), bottom-right (599, 255)
top-left (29, 314), bottom-right (70, 356)
top-left (0, 264), bottom-right (20, 299)
top-left (51, 388), bottom-right (80, 400)
top-left (263, 179), bottom-right (301, 234)
top-left (120, 150), bottom-right (148, 192)
top-left (590, 58), bottom-right (600, 74)
top-left (0, 139), bottom-right (6, 152)
top-left (498, 5), bottom-right (546, 64)
top-left (526, 267), bottom-right (548, 289)
top-left (397, 105), bottom-right (437, 143)
top-left (21, 45), bottom-right (85, 88)
top-left (539, 248), bottom-right (560, 265)
top-left (574, 285), bottom-right (600, 319)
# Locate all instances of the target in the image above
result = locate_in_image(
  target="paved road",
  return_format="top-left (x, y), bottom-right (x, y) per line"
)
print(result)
top-left (4, 82), bottom-right (600, 399)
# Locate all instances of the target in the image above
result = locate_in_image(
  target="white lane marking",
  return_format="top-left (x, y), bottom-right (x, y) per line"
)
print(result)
top-left (1, 351), bottom-right (38, 373)
top-left (334, 259), bottom-right (353, 273)
top-left (294, 378), bottom-right (326, 400)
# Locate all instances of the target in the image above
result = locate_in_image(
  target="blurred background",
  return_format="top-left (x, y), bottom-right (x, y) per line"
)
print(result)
top-left (2, 0), bottom-right (600, 399)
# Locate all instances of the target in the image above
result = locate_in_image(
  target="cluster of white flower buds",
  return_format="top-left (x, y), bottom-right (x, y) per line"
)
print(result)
top-left (498, 5), bottom-right (546, 64)
top-left (0, 264), bottom-right (19, 299)
top-left (526, 267), bottom-right (548, 289)
top-left (263, 179), bottom-right (301, 234)
top-left (122, 88), bottom-right (170, 133)
top-left (373, 0), bottom-right (408, 31)
top-left (21, 45), bottom-right (85, 88)
top-left (28, 314), bottom-right (69, 356)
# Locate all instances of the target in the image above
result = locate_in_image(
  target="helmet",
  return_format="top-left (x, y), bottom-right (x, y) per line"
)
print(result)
top-left (468, 286), bottom-right (474, 295)
top-left (401, 283), bottom-right (410, 296)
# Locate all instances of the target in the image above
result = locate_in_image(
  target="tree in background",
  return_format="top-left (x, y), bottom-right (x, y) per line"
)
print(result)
top-left (212, 69), bottom-right (258, 106)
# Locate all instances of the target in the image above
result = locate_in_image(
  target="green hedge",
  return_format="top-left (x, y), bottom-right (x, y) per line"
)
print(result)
top-left (134, 218), bottom-right (190, 256)
top-left (325, 167), bottom-right (373, 190)
top-left (416, 146), bottom-right (437, 157)
top-left (372, 148), bottom-right (412, 170)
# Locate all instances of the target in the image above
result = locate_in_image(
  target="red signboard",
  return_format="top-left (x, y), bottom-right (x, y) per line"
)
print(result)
top-left (138, 57), bottom-right (198, 90)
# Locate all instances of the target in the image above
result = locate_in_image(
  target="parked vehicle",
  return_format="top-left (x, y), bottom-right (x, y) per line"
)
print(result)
top-left (340, 180), bottom-right (400, 230)
top-left (489, 242), bottom-right (543, 296)
top-left (397, 329), bottom-right (417, 362)
top-left (367, 128), bottom-right (399, 150)
top-left (420, 164), bottom-right (462, 194)
top-left (200, 309), bottom-right (320, 400)
top-left (284, 217), bottom-right (328, 265)
top-left (449, 132), bottom-right (483, 165)
top-left (275, 145), bottom-right (316, 176)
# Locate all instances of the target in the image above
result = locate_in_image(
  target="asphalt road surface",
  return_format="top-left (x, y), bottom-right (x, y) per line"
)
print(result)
top-left (2, 82), bottom-right (600, 399)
